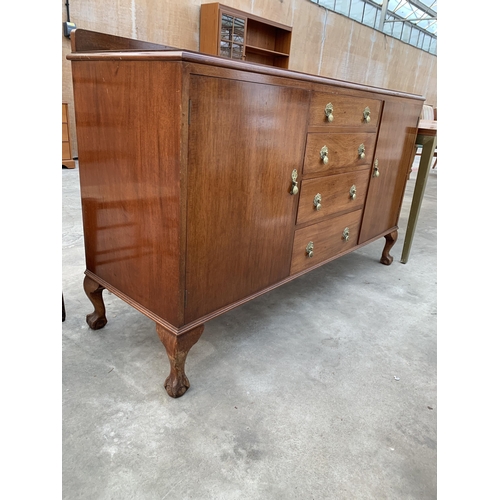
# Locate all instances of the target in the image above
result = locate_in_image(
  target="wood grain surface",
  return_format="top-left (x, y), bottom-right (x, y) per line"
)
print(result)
top-left (184, 74), bottom-right (309, 322)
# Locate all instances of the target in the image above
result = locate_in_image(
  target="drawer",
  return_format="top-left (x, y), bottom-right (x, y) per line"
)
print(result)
top-left (296, 170), bottom-right (370, 225)
top-left (304, 132), bottom-right (376, 176)
top-left (309, 92), bottom-right (381, 128)
top-left (290, 209), bottom-right (362, 275)
top-left (62, 141), bottom-right (71, 160)
top-left (62, 123), bottom-right (69, 142)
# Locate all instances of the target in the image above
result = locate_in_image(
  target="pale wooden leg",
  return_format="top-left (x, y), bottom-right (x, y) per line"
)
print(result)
top-left (156, 324), bottom-right (204, 398)
top-left (83, 275), bottom-right (107, 330)
top-left (401, 134), bottom-right (437, 263)
top-left (380, 230), bottom-right (398, 266)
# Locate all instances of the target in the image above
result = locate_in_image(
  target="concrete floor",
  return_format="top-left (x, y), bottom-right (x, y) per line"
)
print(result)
top-left (62, 159), bottom-right (437, 499)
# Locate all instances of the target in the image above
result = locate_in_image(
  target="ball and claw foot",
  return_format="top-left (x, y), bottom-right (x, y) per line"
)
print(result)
top-left (83, 275), bottom-right (108, 330)
top-left (380, 230), bottom-right (398, 266)
top-left (86, 311), bottom-right (108, 330)
top-left (165, 373), bottom-right (191, 399)
top-left (156, 323), bottom-right (204, 398)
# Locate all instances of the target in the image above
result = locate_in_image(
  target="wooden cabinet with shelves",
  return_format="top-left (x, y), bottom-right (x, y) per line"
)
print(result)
top-left (200, 2), bottom-right (292, 68)
top-left (62, 103), bottom-right (75, 169)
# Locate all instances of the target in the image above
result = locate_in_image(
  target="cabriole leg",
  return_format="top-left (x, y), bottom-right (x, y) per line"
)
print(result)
top-left (380, 230), bottom-right (398, 265)
top-left (83, 275), bottom-right (108, 330)
top-left (156, 324), bottom-right (204, 398)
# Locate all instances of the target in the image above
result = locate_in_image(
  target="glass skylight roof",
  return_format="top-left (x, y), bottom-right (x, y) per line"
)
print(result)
top-left (310, 0), bottom-right (437, 54)
top-left (386, 0), bottom-right (437, 35)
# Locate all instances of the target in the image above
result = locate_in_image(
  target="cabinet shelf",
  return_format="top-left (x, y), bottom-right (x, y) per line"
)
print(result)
top-left (200, 3), bottom-right (292, 69)
top-left (245, 44), bottom-right (289, 58)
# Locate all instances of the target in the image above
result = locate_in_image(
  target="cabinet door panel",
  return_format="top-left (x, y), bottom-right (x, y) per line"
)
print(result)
top-left (359, 99), bottom-right (421, 243)
top-left (185, 75), bottom-right (309, 323)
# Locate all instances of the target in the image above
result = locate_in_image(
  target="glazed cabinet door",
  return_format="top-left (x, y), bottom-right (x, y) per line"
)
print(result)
top-left (185, 75), bottom-right (309, 323)
top-left (358, 99), bottom-right (422, 243)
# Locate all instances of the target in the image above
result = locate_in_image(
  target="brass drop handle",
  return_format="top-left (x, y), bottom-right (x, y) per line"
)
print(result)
top-left (342, 227), bottom-right (350, 241)
top-left (325, 102), bottom-right (334, 122)
top-left (349, 185), bottom-right (357, 200)
top-left (358, 143), bottom-right (366, 159)
top-left (363, 107), bottom-right (371, 123)
top-left (305, 241), bottom-right (314, 258)
top-left (313, 193), bottom-right (322, 211)
top-left (373, 159), bottom-right (380, 177)
top-left (290, 169), bottom-right (299, 195)
top-left (319, 145), bottom-right (329, 165)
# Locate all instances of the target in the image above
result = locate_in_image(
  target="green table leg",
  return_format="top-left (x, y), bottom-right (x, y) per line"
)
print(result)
top-left (401, 134), bottom-right (437, 264)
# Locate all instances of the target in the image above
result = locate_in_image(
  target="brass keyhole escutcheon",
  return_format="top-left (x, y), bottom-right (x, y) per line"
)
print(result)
top-left (363, 107), bottom-right (371, 123)
top-left (306, 241), bottom-right (314, 258)
top-left (325, 102), bottom-right (334, 122)
top-left (358, 143), bottom-right (366, 159)
top-left (349, 185), bottom-right (357, 200)
top-left (313, 193), bottom-right (322, 211)
top-left (319, 146), bottom-right (329, 165)
top-left (290, 169), bottom-right (299, 195)
top-left (342, 227), bottom-right (350, 241)
top-left (373, 159), bottom-right (380, 177)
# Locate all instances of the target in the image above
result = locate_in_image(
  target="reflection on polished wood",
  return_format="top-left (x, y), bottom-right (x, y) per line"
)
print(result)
top-left (68, 29), bottom-right (424, 398)
top-left (185, 75), bottom-right (309, 323)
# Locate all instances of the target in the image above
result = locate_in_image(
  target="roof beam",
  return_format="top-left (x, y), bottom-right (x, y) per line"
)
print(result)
top-left (378, 0), bottom-right (389, 31)
top-left (406, 0), bottom-right (437, 19)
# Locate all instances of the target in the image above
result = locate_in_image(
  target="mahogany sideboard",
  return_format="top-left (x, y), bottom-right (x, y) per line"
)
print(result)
top-left (68, 29), bottom-right (424, 398)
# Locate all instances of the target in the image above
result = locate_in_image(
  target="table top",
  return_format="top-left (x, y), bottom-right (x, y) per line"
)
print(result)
top-left (417, 119), bottom-right (437, 137)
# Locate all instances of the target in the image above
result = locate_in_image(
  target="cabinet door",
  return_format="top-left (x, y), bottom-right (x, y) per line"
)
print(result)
top-left (219, 12), bottom-right (246, 60)
top-left (359, 99), bottom-right (421, 243)
top-left (185, 75), bottom-right (309, 323)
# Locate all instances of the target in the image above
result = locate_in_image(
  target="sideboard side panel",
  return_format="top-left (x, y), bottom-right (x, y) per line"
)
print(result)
top-left (72, 60), bottom-right (185, 326)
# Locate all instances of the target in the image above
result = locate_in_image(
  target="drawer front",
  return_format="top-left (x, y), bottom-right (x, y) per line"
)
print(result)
top-left (304, 132), bottom-right (376, 176)
top-left (290, 209), bottom-right (362, 275)
top-left (309, 92), bottom-right (381, 128)
top-left (62, 141), bottom-right (71, 160)
top-left (297, 170), bottom-right (369, 225)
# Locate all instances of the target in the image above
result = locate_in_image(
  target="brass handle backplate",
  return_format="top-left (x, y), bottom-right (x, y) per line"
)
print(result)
top-left (349, 185), bottom-right (357, 200)
top-left (325, 102), bottom-right (334, 122)
top-left (290, 169), bottom-right (299, 195)
top-left (342, 227), bottom-right (350, 241)
top-left (363, 107), bottom-right (371, 123)
top-left (306, 241), bottom-right (314, 258)
top-left (319, 145), bottom-right (329, 165)
top-left (313, 193), bottom-right (322, 211)
top-left (358, 143), bottom-right (366, 159)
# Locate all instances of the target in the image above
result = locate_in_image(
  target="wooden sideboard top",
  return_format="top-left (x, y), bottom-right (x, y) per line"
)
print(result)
top-left (67, 29), bottom-right (425, 102)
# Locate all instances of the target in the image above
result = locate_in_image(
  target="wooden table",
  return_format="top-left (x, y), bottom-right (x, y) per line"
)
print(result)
top-left (401, 119), bottom-right (437, 264)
